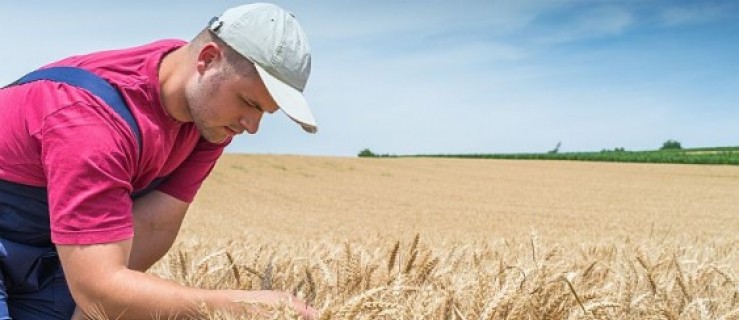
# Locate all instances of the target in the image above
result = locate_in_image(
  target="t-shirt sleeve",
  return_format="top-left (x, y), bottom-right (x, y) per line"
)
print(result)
top-left (155, 137), bottom-right (229, 203)
top-left (40, 99), bottom-right (139, 245)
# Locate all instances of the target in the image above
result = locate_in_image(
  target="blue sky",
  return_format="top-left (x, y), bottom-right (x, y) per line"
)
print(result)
top-left (2, 1), bottom-right (737, 156)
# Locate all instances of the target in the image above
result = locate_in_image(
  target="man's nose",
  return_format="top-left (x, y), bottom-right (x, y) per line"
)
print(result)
top-left (240, 112), bottom-right (263, 134)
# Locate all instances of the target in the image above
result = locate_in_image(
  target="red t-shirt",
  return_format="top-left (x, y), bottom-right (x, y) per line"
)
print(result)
top-left (0, 40), bottom-right (229, 245)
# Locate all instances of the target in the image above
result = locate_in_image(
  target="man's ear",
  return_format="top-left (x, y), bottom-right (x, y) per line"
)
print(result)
top-left (195, 42), bottom-right (223, 75)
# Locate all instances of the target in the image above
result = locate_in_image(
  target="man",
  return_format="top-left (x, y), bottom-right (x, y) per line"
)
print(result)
top-left (0, 3), bottom-right (317, 319)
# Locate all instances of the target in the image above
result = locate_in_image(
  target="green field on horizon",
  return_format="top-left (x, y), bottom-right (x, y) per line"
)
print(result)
top-left (394, 146), bottom-right (739, 165)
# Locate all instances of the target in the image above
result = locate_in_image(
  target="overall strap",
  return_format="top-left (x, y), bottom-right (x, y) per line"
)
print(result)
top-left (6, 67), bottom-right (142, 155)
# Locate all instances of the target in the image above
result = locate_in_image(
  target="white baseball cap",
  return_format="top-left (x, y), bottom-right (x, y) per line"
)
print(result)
top-left (208, 3), bottom-right (317, 133)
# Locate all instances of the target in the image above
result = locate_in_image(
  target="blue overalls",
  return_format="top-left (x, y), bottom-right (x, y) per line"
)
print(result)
top-left (0, 67), bottom-right (154, 319)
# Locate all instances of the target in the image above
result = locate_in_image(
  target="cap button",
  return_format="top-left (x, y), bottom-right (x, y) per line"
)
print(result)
top-left (208, 16), bottom-right (223, 32)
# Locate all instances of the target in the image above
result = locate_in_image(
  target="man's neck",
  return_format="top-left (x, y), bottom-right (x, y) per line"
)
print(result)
top-left (158, 44), bottom-right (192, 122)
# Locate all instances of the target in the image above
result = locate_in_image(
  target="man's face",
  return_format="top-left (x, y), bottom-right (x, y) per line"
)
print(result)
top-left (184, 61), bottom-right (279, 144)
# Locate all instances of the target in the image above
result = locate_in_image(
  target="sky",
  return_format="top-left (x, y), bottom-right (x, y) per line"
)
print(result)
top-left (1, 1), bottom-right (738, 156)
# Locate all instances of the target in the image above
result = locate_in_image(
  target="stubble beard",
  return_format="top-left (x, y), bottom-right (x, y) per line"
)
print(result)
top-left (194, 118), bottom-right (228, 144)
top-left (185, 78), bottom-right (229, 144)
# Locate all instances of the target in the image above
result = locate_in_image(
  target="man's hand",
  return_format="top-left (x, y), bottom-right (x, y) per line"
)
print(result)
top-left (223, 290), bottom-right (317, 319)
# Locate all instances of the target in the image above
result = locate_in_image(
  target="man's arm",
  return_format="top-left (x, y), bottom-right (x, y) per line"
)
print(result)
top-left (129, 190), bottom-right (188, 271)
top-left (58, 240), bottom-right (317, 319)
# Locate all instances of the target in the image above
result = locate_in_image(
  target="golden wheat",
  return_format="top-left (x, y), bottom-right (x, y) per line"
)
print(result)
top-left (133, 234), bottom-right (739, 319)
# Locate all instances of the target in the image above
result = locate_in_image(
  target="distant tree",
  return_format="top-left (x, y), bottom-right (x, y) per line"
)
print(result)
top-left (358, 148), bottom-right (376, 157)
top-left (660, 140), bottom-right (682, 150)
top-left (614, 147), bottom-right (625, 152)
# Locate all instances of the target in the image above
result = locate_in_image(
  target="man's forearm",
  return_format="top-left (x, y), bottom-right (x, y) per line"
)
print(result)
top-left (69, 264), bottom-right (308, 319)
top-left (73, 266), bottom-right (234, 318)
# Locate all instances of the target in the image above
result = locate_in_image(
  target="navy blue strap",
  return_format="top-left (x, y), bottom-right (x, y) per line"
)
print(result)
top-left (7, 67), bottom-right (142, 155)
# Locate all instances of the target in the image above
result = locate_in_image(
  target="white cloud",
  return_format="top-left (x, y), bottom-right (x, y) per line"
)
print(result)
top-left (533, 6), bottom-right (633, 45)
top-left (301, 0), bottom-right (562, 45)
top-left (660, 4), bottom-right (729, 27)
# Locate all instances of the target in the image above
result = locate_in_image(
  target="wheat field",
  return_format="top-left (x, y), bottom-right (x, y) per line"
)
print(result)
top-left (149, 155), bottom-right (737, 319)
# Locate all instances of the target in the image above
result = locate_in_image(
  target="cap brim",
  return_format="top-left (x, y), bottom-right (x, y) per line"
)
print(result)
top-left (254, 64), bottom-right (317, 134)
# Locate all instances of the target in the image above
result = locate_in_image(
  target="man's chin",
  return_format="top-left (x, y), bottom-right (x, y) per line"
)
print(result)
top-left (200, 132), bottom-right (230, 144)
top-left (208, 136), bottom-right (230, 144)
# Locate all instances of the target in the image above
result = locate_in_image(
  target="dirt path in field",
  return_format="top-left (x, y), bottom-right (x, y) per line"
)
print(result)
top-left (183, 155), bottom-right (739, 243)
